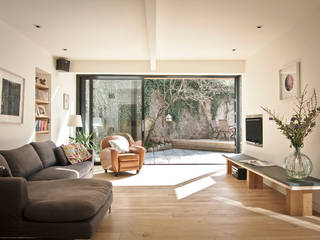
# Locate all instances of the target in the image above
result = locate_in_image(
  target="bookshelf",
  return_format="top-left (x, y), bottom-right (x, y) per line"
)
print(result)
top-left (35, 68), bottom-right (51, 141)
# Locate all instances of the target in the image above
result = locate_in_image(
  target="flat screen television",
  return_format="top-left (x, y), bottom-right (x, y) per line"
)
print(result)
top-left (246, 115), bottom-right (263, 146)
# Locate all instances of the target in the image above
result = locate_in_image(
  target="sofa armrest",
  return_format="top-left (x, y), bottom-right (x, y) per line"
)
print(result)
top-left (0, 177), bottom-right (28, 217)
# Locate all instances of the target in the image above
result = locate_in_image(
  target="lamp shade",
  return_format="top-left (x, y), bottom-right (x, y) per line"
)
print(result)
top-left (67, 115), bottom-right (83, 127)
top-left (166, 114), bottom-right (173, 122)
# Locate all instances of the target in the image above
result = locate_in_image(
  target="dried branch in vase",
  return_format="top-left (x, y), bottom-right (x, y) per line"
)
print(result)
top-left (261, 86), bottom-right (320, 149)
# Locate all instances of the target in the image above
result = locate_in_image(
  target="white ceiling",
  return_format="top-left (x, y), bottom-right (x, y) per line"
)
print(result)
top-left (0, 0), bottom-right (319, 61)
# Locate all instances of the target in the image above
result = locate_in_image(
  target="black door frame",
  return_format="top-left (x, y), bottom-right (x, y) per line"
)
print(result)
top-left (76, 74), bottom-right (241, 153)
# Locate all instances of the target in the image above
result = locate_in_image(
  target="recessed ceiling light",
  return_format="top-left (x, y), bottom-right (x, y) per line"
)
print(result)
top-left (232, 48), bottom-right (236, 52)
top-left (256, 25), bottom-right (263, 29)
top-left (62, 48), bottom-right (68, 51)
top-left (34, 24), bottom-right (41, 29)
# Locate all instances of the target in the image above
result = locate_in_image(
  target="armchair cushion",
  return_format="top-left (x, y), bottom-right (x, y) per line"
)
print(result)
top-left (118, 153), bottom-right (139, 161)
top-left (109, 137), bottom-right (129, 153)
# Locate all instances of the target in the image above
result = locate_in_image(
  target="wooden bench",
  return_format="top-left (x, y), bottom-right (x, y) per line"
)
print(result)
top-left (172, 139), bottom-right (234, 152)
top-left (223, 154), bottom-right (320, 216)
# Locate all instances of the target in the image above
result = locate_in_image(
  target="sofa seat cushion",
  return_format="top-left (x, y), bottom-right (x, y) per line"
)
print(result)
top-left (118, 153), bottom-right (139, 162)
top-left (0, 144), bottom-right (43, 178)
top-left (31, 141), bottom-right (57, 168)
top-left (25, 178), bottom-right (112, 222)
top-left (28, 160), bottom-right (93, 181)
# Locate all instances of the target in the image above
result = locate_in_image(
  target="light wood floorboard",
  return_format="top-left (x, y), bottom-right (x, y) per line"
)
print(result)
top-left (92, 166), bottom-right (320, 240)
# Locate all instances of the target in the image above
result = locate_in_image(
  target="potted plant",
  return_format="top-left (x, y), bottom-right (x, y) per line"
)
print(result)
top-left (262, 87), bottom-right (320, 180)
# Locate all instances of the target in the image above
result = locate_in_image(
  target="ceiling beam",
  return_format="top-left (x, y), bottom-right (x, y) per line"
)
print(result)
top-left (144, 0), bottom-right (157, 71)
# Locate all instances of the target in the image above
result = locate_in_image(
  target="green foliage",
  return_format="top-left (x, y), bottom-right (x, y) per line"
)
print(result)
top-left (69, 131), bottom-right (98, 151)
top-left (144, 141), bottom-right (154, 149)
top-left (144, 78), bottom-right (235, 138)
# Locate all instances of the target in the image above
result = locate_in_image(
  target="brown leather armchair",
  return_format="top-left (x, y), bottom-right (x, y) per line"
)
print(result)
top-left (99, 135), bottom-right (145, 176)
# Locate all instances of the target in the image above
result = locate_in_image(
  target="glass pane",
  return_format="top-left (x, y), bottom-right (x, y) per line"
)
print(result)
top-left (90, 79), bottom-right (142, 161)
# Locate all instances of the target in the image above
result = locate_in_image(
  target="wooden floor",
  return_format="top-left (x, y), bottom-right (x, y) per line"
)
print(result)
top-left (92, 165), bottom-right (320, 240)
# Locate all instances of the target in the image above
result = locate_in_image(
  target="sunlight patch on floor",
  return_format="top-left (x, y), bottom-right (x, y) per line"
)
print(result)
top-left (175, 176), bottom-right (216, 200)
top-left (94, 165), bottom-right (225, 187)
top-left (213, 196), bottom-right (320, 232)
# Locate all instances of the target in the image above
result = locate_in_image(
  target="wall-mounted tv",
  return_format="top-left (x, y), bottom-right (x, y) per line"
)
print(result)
top-left (246, 115), bottom-right (263, 146)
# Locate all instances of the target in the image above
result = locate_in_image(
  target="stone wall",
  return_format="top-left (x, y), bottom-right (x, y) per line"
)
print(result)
top-left (145, 91), bottom-right (234, 140)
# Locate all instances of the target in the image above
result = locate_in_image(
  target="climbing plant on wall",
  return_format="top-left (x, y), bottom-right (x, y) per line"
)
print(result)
top-left (143, 78), bottom-right (234, 142)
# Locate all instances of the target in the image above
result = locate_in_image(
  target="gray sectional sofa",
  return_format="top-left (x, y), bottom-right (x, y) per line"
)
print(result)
top-left (0, 141), bottom-right (113, 239)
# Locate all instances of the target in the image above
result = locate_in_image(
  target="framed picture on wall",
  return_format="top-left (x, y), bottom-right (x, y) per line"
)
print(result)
top-left (279, 61), bottom-right (300, 100)
top-left (0, 67), bottom-right (25, 124)
top-left (63, 93), bottom-right (69, 110)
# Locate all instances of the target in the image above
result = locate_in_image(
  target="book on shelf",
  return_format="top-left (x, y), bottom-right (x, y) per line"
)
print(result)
top-left (35, 120), bottom-right (48, 132)
top-left (35, 89), bottom-right (49, 101)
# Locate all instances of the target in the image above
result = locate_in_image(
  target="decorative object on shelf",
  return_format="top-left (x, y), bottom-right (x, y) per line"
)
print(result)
top-left (36, 105), bottom-right (47, 117)
top-left (63, 93), bottom-right (69, 110)
top-left (39, 78), bottom-right (46, 85)
top-left (0, 67), bottom-right (25, 124)
top-left (279, 61), bottom-right (300, 100)
top-left (262, 86), bottom-right (320, 180)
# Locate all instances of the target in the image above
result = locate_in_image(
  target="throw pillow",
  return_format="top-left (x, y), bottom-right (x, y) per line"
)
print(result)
top-left (109, 137), bottom-right (129, 153)
top-left (0, 166), bottom-right (10, 177)
top-left (62, 143), bottom-right (91, 165)
top-left (54, 146), bottom-right (69, 166)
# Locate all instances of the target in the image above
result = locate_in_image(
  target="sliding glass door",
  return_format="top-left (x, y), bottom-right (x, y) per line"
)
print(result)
top-left (77, 76), bottom-right (143, 162)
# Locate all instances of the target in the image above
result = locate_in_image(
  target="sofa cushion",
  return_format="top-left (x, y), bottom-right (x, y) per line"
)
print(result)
top-left (54, 146), bottom-right (69, 166)
top-left (31, 141), bottom-right (57, 168)
top-left (25, 178), bottom-right (112, 222)
top-left (63, 143), bottom-right (92, 164)
top-left (0, 144), bottom-right (43, 178)
top-left (0, 153), bottom-right (12, 177)
top-left (28, 160), bottom-right (93, 181)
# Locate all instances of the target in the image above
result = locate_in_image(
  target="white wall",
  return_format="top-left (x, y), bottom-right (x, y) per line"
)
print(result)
top-left (51, 72), bottom-right (76, 146)
top-left (243, 9), bottom-right (320, 209)
top-left (0, 20), bottom-right (76, 149)
top-left (70, 59), bottom-right (245, 74)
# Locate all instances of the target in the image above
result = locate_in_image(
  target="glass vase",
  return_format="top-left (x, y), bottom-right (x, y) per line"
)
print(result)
top-left (283, 147), bottom-right (312, 180)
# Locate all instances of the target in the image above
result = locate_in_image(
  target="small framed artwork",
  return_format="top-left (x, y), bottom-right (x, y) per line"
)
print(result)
top-left (36, 105), bottom-right (47, 117)
top-left (279, 61), bottom-right (300, 100)
top-left (0, 67), bottom-right (25, 124)
top-left (63, 93), bottom-right (69, 110)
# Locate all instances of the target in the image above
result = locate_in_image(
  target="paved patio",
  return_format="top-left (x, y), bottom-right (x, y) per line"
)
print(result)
top-left (145, 148), bottom-right (227, 165)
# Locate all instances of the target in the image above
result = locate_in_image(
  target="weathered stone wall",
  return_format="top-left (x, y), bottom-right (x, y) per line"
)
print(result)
top-left (145, 91), bottom-right (234, 140)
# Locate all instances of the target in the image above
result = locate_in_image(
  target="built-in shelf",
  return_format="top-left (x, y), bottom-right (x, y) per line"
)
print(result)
top-left (36, 99), bottom-right (49, 104)
top-left (35, 68), bottom-right (51, 142)
top-left (36, 131), bottom-right (49, 134)
top-left (36, 116), bottom-right (49, 120)
top-left (35, 83), bottom-right (49, 90)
